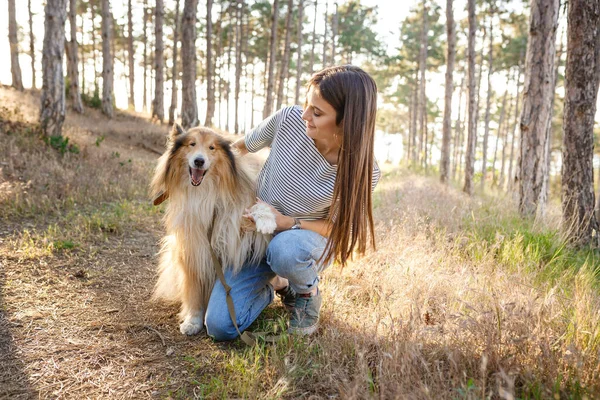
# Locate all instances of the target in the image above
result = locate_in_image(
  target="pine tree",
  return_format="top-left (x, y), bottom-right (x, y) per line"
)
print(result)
top-left (561, 0), bottom-right (600, 246)
top-left (101, 0), bottom-right (113, 118)
top-left (8, 0), bottom-right (24, 91)
top-left (518, 0), bottom-right (559, 216)
top-left (40, 0), bottom-right (68, 137)
top-left (440, 0), bottom-right (455, 183)
top-left (180, 0), bottom-right (199, 128)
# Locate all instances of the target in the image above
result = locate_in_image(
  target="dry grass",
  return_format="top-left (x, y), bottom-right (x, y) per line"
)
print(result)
top-left (1, 85), bottom-right (599, 399)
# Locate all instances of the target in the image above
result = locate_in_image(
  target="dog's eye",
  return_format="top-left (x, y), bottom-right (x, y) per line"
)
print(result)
top-left (209, 145), bottom-right (215, 150)
top-left (190, 142), bottom-right (196, 147)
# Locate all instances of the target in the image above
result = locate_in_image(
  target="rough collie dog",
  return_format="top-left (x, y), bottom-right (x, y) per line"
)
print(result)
top-left (151, 124), bottom-right (276, 335)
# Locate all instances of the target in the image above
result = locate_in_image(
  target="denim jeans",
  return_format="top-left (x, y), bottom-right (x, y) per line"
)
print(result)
top-left (204, 229), bottom-right (330, 341)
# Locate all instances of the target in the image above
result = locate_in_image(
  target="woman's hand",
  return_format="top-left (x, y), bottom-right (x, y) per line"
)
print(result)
top-left (243, 198), bottom-right (294, 231)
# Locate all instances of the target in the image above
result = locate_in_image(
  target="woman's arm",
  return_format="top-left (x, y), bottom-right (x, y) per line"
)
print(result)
top-left (280, 215), bottom-right (332, 238)
top-left (245, 199), bottom-right (332, 238)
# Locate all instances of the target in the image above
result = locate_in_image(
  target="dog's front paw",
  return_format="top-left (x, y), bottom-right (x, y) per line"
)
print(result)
top-left (179, 314), bottom-right (204, 336)
top-left (250, 203), bottom-right (277, 234)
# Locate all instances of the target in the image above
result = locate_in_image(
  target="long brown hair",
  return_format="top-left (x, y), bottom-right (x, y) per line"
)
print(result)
top-left (308, 65), bottom-right (378, 267)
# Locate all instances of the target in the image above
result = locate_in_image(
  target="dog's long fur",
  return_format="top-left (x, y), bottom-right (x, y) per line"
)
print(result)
top-left (151, 125), bottom-right (271, 335)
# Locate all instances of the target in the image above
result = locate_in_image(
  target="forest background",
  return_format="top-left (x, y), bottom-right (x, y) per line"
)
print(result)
top-left (2, 0), bottom-right (600, 398)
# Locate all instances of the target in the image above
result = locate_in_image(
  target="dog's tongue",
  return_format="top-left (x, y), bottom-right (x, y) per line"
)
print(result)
top-left (190, 168), bottom-right (205, 186)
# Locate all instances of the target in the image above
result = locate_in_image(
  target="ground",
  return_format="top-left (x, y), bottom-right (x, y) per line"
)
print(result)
top-left (1, 85), bottom-right (599, 399)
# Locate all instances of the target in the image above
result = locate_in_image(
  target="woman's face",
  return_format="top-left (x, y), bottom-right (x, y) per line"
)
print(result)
top-left (301, 86), bottom-right (342, 144)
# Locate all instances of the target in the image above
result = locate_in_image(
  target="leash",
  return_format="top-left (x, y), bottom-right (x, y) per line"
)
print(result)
top-left (207, 217), bottom-right (281, 346)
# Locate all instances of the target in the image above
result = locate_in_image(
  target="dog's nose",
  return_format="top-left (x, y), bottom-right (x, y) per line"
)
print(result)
top-left (194, 158), bottom-right (205, 168)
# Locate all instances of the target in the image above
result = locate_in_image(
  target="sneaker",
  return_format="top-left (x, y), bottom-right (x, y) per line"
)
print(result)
top-left (288, 290), bottom-right (322, 335)
top-left (275, 285), bottom-right (296, 312)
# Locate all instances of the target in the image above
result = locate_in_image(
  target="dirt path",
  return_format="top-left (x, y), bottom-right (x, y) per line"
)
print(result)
top-left (0, 87), bottom-right (249, 398)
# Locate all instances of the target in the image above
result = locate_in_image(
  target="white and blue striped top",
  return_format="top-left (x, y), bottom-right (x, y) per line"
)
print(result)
top-left (245, 105), bottom-right (380, 220)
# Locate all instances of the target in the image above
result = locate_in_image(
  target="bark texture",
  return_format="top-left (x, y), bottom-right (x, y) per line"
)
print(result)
top-left (28, 0), bottom-right (36, 89)
top-left (128, 0), bottom-right (135, 109)
top-left (481, 16), bottom-right (494, 189)
top-left (40, 0), bottom-right (68, 137)
top-left (440, 0), bottom-right (455, 183)
top-left (518, 0), bottom-right (559, 216)
top-left (101, 0), bottom-right (113, 118)
top-left (417, 0), bottom-right (428, 166)
top-left (180, 0), bottom-right (199, 129)
top-left (8, 0), bottom-right (24, 91)
top-left (169, 0), bottom-right (181, 126)
top-left (264, 0), bottom-right (279, 118)
top-left (294, 0), bottom-right (304, 105)
top-left (562, 0), bottom-right (600, 246)
top-left (152, 0), bottom-right (165, 122)
top-left (68, 0), bottom-right (83, 113)
top-left (204, 0), bottom-right (214, 127)
top-left (463, 0), bottom-right (477, 195)
top-left (276, 0), bottom-right (294, 111)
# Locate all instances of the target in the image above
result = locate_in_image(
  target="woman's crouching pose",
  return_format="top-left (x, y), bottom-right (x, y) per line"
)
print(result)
top-left (205, 65), bottom-right (380, 339)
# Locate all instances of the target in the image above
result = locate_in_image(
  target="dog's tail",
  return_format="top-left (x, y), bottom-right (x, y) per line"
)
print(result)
top-left (151, 235), bottom-right (183, 303)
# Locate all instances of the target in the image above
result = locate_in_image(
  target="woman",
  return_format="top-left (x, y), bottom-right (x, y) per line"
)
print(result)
top-left (204, 65), bottom-right (380, 340)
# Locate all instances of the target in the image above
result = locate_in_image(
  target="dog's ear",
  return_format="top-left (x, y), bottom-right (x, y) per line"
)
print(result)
top-left (170, 123), bottom-right (185, 140)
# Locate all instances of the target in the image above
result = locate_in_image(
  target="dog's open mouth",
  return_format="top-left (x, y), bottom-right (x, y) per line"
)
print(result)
top-left (189, 167), bottom-right (207, 186)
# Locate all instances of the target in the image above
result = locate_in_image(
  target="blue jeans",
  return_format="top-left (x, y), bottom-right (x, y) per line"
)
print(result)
top-left (204, 229), bottom-right (330, 341)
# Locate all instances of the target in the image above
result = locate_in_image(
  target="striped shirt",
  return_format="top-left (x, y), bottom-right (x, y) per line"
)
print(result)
top-left (245, 105), bottom-right (380, 220)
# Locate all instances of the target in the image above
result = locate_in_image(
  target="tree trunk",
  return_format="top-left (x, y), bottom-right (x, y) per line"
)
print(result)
top-left (455, 83), bottom-right (468, 182)
top-left (40, 0), bottom-right (68, 137)
top-left (480, 15), bottom-right (494, 190)
top-left (451, 75), bottom-right (465, 180)
top-left (507, 62), bottom-right (523, 191)
top-left (264, 0), bottom-right (279, 118)
top-left (276, 0), bottom-right (294, 111)
top-left (234, 0), bottom-right (243, 133)
top-left (152, 0), bottom-right (165, 122)
top-left (540, 27), bottom-right (565, 214)
top-left (518, 0), bottom-right (559, 216)
top-left (417, 0), bottom-right (428, 166)
top-left (440, 0), bottom-right (455, 183)
top-left (294, 0), bottom-right (304, 105)
top-left (309, 0), bottom-right (317, 75)
top-left (410, 74), bottom-right (419, 162)
top-left (407, 77), bottom-right (414, 162)
top-left (225, 25), bottom-right (232, 132)
top-left (562, 0), bottom-right (600, 246)
top-left (142, 0), bottom-right (148, 112)
top-left (463, 0), bottom-right (477, 195)
top-left (28, 0), bottom-right (36, 89)
top-left (331, 2), bottom-right (338, 64)
top-left (101, 0), bottom-right (113, 118)
top-left (493, 71), bottom-right (512, 186)
top-left (181, 0), bottom-right (199, 129)
top-left (8, 0), bottom-right (24, 91)
top-left (91, 1), bottom-right (99, 95)
top-left (127, 0), bottom-right (135, 110)
top-left (169, 0), bottom-right (181, 125)
top-left (216, 12), bottom-right (223, 129)
top-left (67, 0), bottom-right (83, 113)
top-left (204, 0), bottom-right (214, 127)
top-left (322, 2), bottom-right (328, 67)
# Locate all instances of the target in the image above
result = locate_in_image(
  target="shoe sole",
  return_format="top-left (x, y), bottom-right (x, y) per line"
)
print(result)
top-left (288, 321), bottom-right (319, 336)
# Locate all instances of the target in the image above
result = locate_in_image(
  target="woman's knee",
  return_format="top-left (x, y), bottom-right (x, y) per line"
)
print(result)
top-left (204, 307), bottom-right (238, 341)
top-left (266, 230), bottom-right (326, 277)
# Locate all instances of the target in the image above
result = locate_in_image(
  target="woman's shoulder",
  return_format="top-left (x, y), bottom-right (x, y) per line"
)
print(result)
top-left (279, 105), bottom-right (303, 123)
top-left (275, 105), bottom-right (305, 137)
